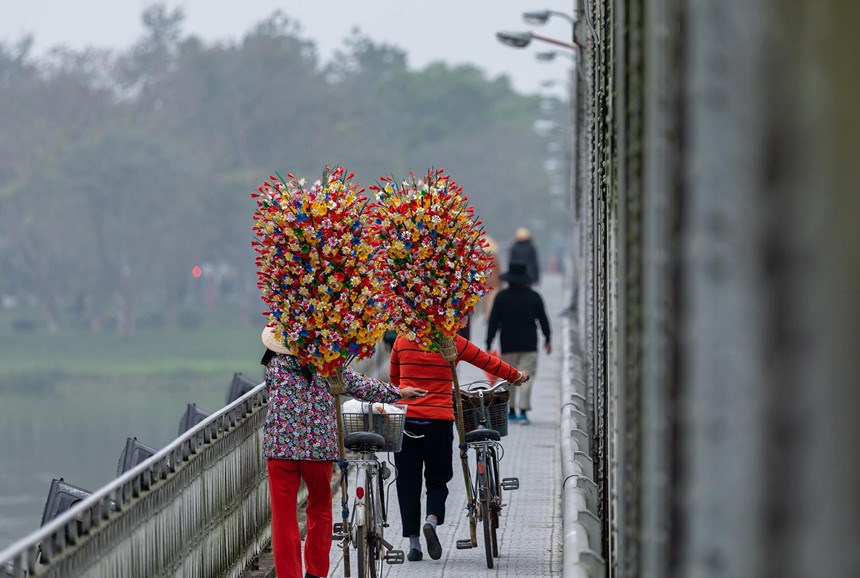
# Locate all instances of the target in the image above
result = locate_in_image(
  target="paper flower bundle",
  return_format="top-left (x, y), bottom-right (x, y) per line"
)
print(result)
top-left (252, 167), bottom-right (390, 376)
top-left (371, 169), bottom-right (494, 352)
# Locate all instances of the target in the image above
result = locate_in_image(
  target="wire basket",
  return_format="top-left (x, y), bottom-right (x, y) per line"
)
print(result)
top-left (461, 401), bottom-right (509, 437)
top-left (341, 404), bottom-right (407, 452)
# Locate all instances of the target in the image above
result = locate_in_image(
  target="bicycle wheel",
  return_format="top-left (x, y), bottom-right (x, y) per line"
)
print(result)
top-left (475, 450), bottom-right (493, 568)
top-left (368, 477), bottom-right (383, 578)
top-left (356, 471), bottom-right (378, 578)
top-left (356, 525), bottom-right (379, 578)
top-left (481, 495), bottom-right (494, 568)
top-left (356, 524), bottom-right (371, 578)
top-left (487, 451), bottom-right (500, 557)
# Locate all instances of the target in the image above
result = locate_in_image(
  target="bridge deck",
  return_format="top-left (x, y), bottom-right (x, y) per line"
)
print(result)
top-left (245, 274), bottom-right (567, 578)
top-left (327, 276), bottom-right (566, 578)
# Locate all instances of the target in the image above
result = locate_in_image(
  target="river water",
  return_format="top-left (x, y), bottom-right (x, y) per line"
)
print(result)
top-left (0, 374), bottom-right (262, 551)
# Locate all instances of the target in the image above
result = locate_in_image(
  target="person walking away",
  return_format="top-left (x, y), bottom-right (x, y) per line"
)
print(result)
top-left (261, 326), bottom-right (427, 578)
top-left (508, 227), bottom-right (541, 286)
top-left (486, 263), bottom-right (552, 424)
top-left (389, 334), bottom-right (529, 562)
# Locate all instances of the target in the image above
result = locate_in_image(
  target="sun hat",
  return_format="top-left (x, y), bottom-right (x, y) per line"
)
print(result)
top-left (500, 263), bottom-right (533, 286)
top-left (483, 234), bottom-right (499, 254)
top-left (514, 227), bottom-right (531, 241)
top-left (261, 325), bottom-right (291, 354)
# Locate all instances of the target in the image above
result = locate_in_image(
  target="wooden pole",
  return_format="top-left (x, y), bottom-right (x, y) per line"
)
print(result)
top-left (326, 366), bottom-right (351, 572)
top-left (327, 366), bottom-right (348, 460)
top-left (438, 336), bottom-right (477, 547)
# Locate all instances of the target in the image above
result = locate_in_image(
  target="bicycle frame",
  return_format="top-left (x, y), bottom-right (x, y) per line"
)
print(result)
top-left (456, 381), bottom-right (519, 568)
top-left (333, 418), bottom-right (404, 578)
top-left (349, 456), bottom-right (384, 531)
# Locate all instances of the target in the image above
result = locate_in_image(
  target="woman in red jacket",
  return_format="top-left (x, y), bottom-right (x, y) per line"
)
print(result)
top-left (389, 334), bottom-right (528, 561)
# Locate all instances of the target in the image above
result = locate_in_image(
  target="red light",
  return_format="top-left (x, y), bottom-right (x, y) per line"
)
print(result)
top-left (192, 266), bottom-right (202, 278)
top-left (356, 486), bottom-right (364, 499)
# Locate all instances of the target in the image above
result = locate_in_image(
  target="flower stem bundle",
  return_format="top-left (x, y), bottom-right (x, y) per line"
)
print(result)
top-left (372, 168), bottom-right (494, 352)
top-left (252, 166), bottom-right (390, 377)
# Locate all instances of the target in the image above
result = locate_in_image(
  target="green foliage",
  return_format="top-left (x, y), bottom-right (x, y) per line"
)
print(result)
top-left (0, 307), bottom-right (263, 390)
top-left (0, 6), bottom-right (565, 335)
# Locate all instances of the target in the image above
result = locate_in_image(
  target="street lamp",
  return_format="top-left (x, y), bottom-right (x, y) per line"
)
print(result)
top-left (496, 31), bottom-right (577, 51)
top-left (116, 437), bottom-right (158, 476)
top-left (523, 10), bottom-right (575, 25)
top-left (536, 50), bottom-right (576, 62)
top-left (226, 372), bottom-right (259, 404)
top-left (178, 403), bottom-right (211, 435)
top-left (40, 478), bottom-right (92, 527)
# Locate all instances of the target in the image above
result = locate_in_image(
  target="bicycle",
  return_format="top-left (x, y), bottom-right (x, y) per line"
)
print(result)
top-left (455, 380), bottom-right (520, 568)
top-left (333, 403), bottom-right (407, 578)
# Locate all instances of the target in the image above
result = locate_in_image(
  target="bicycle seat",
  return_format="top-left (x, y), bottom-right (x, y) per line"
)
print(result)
top-left (465, 427), bottom-right (501, 443)
top-left (344, 431), bottom-right (387, 451)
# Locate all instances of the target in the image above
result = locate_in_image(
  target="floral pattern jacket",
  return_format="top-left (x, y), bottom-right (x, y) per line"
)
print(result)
top-left (264, 354), bottom-right (402, 461)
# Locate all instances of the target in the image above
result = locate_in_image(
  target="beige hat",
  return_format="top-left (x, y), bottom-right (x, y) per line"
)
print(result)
top-left (483, 234), bottom-right (499, 254)
top-left (261, 325), bottom-right (291, 354)
top-left (514, 227), bottom-right (531, 241)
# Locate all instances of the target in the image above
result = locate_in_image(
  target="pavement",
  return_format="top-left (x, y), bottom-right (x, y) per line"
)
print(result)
top-left (327, 274), bottom-right (567, 578)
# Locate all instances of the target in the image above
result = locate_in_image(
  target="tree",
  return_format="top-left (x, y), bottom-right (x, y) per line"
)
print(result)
top-left (0, 8), bottom-right (566, 335)
top-left (41, 126), bottom-right (206, 334)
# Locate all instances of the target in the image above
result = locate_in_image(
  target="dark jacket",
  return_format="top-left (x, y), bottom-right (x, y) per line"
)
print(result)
top-left (508, 239), bottom-right (540, 284)
top-left (486, 286), bottom-right (551, 354)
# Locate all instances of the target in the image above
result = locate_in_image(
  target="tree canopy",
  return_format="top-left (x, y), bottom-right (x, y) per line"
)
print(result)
top-left (0, 4), bottom-right (569, 334)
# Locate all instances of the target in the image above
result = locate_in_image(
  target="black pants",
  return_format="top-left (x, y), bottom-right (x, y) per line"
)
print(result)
top-left (394, 419), bottom-right (454, 537)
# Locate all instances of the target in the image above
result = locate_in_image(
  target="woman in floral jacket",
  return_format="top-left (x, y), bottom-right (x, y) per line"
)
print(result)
top-left (261, 327), bottom-right (426, 578)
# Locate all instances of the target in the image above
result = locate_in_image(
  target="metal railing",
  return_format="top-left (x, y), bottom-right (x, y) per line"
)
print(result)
top-left (561, 316), bottom-right (605, 578)
top-left (0, 383), bottom-right (273, 578)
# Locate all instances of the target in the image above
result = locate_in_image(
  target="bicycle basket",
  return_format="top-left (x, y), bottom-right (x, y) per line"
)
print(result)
top-left (341, 404), bottom-right (407, 452)
top-left (460, 391), bottom-right (509, 437)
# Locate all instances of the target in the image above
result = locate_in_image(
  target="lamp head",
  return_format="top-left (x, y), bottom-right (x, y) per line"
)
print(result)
top-left (523, 10), bottom-right (552, 25)
top-left (536, 51), bottom-right (558, 61)
top-left (496, 31), bottom-right (533, 48)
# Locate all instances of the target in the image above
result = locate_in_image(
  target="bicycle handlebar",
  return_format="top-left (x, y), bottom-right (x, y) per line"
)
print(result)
top-left (462, 380), bottom-right (511, 393)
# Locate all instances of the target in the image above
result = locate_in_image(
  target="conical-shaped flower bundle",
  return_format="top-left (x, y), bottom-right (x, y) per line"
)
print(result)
top-left (252, 166), bottom-right (390, 377)
top-left (371, 168), bottom-right (494, 352)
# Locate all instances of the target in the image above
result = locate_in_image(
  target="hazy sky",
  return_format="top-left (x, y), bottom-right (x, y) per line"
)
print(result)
top-left (0, 0), bottom-right (575, 96)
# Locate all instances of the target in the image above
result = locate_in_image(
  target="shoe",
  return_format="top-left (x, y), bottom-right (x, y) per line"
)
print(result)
top-left (407, 548), bottom-right (423, 561)
top-left (508, 410), bottom-right (516, 420)
top-left (423, 523), bottom-right (442, 560)
top-left (519, 412), bottom-right (530, 424)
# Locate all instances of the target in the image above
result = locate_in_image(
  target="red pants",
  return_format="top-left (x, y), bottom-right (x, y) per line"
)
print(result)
top-left (268, 459), bottom-right (334, 578)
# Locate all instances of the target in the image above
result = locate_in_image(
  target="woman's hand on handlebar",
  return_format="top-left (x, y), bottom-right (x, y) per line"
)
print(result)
top-left (400, 386), bottom-right (428, 399)
top-left (512, 370), bottom-right (530, 385)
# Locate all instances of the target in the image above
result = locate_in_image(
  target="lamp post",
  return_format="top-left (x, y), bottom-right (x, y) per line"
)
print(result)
top-left (536, 50), bottom-right (576, 62)
top-left (495, 31), bottom-right (577, 51)
top-left (523, 10), bottom-right (575, 25)
top-left (498, 11), bottom-right (580, 316)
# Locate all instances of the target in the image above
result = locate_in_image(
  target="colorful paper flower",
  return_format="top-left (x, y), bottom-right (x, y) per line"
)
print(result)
top-left (252, 167), bottom-right (390, 376)
top-left (371, 169), bottom-right (494, 352)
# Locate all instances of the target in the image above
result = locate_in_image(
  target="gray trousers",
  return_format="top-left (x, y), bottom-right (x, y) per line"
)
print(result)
top-left (500, 351), bottom-right (538, 411)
